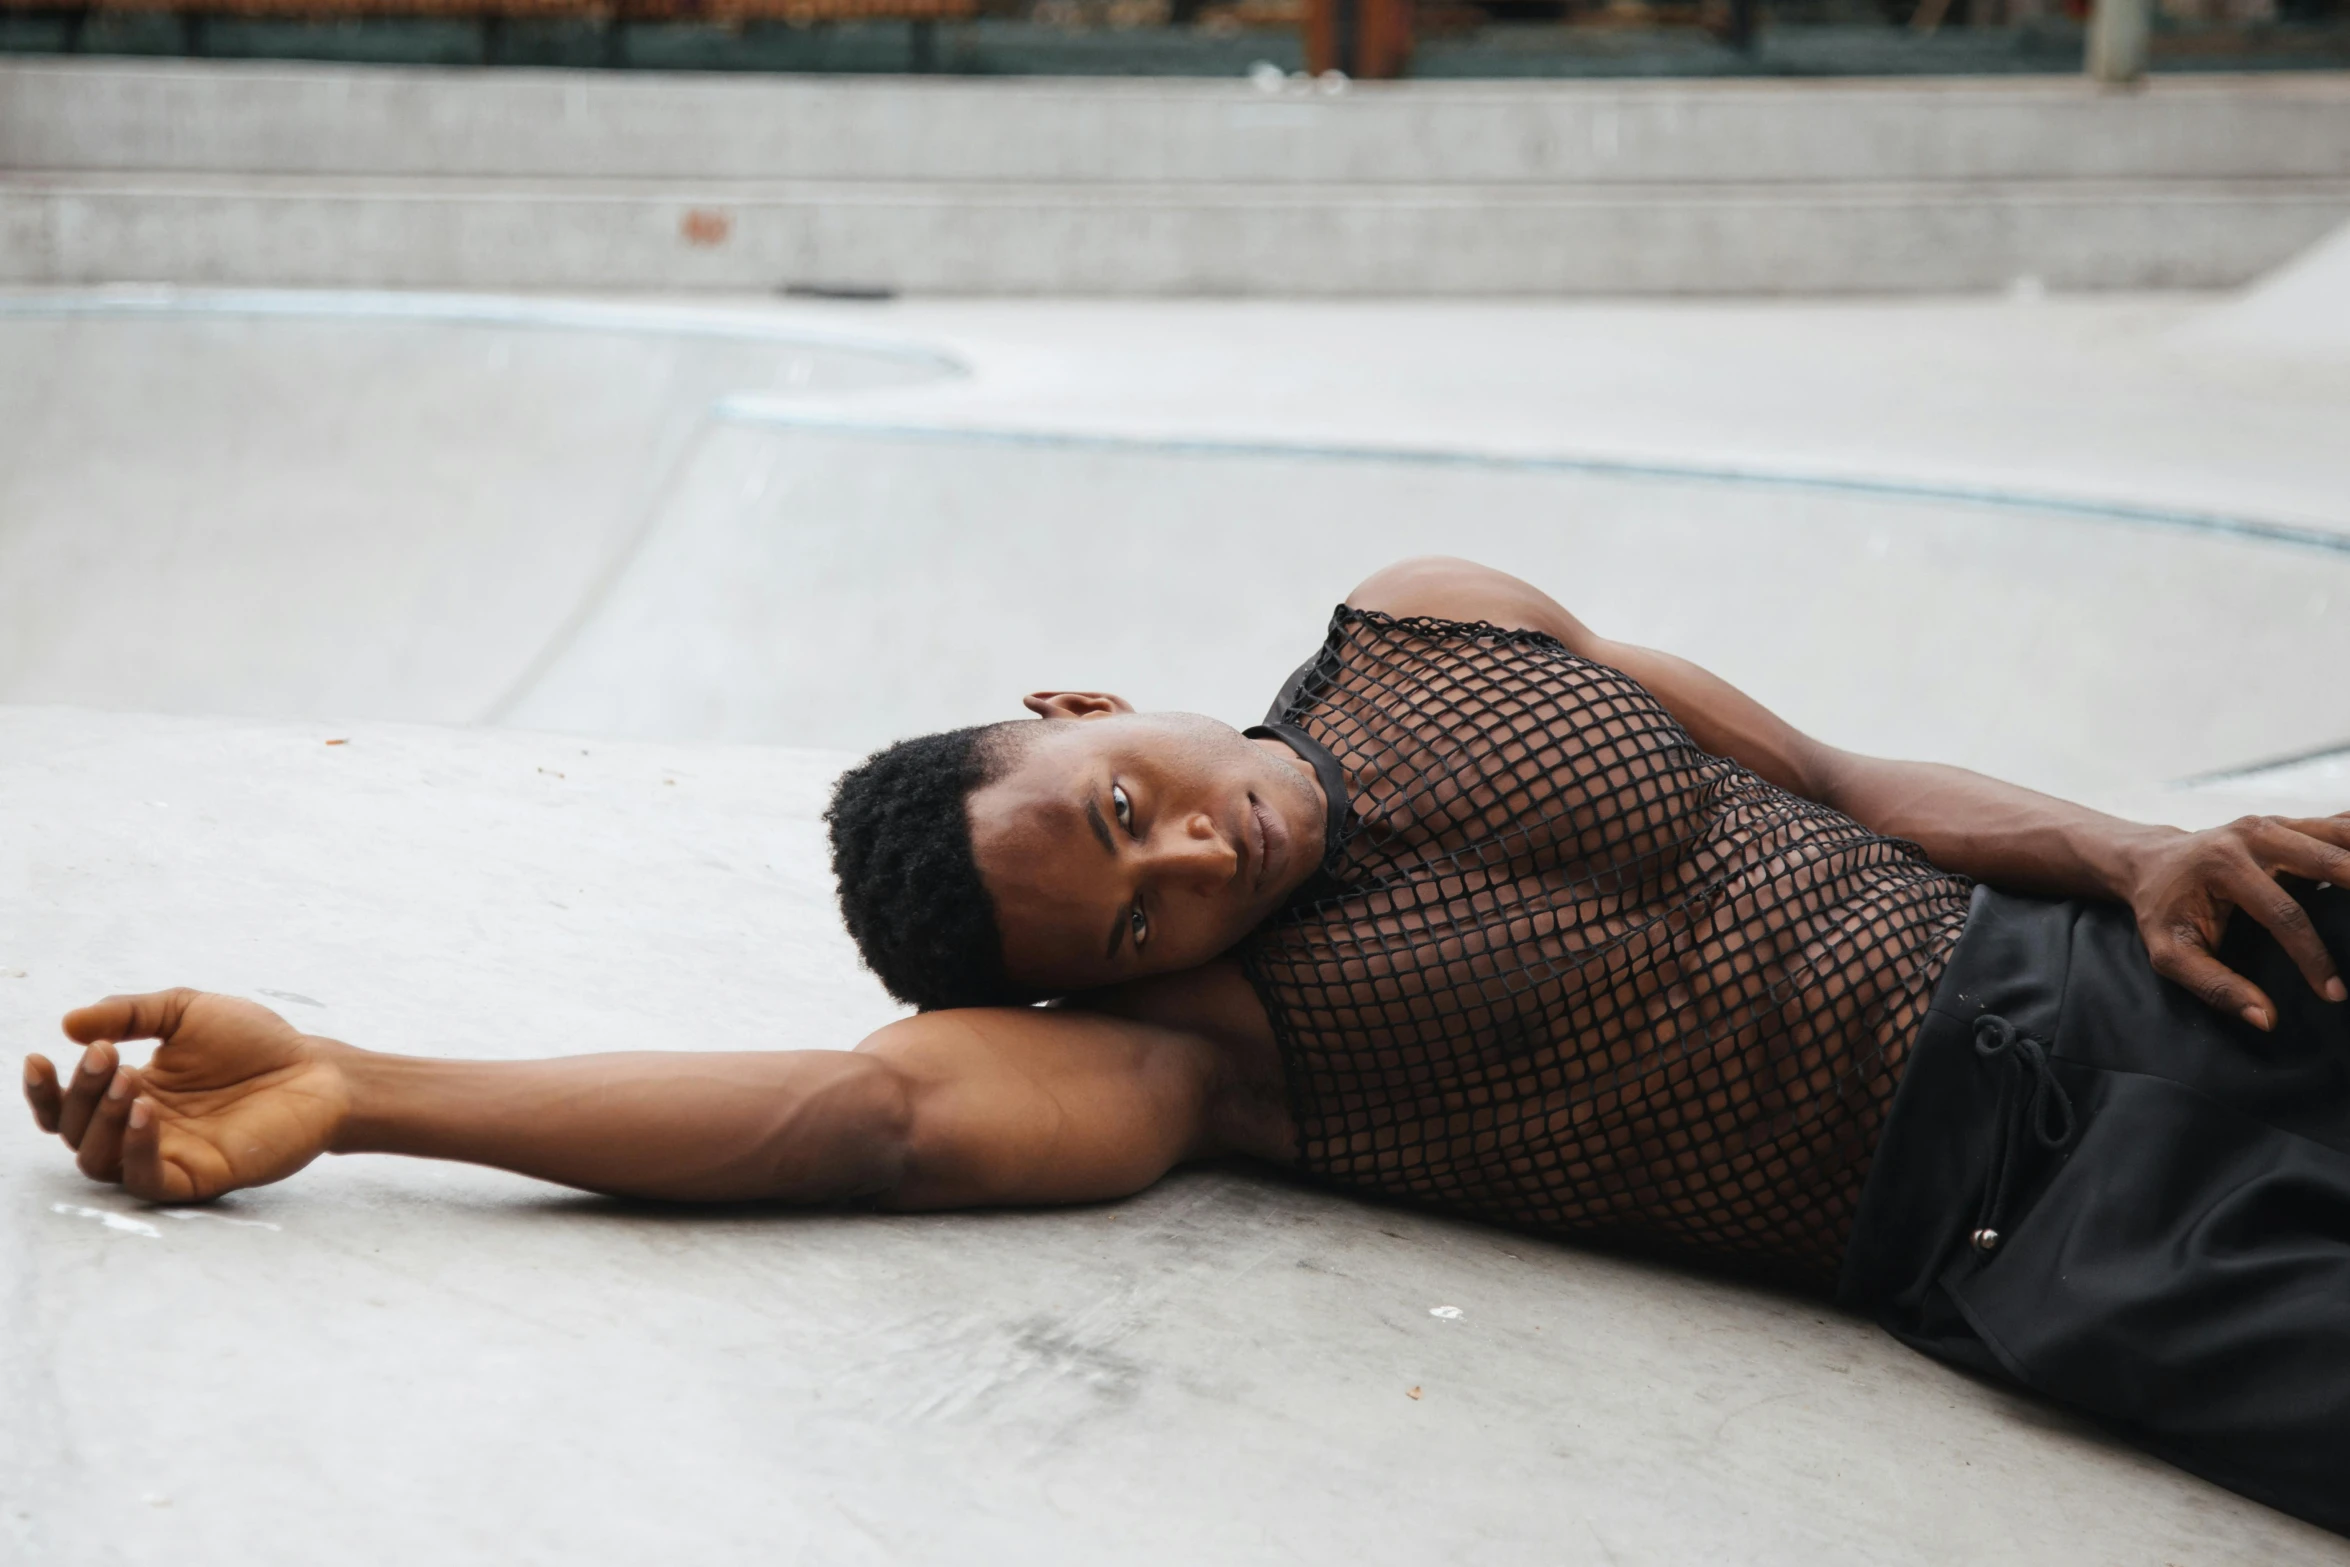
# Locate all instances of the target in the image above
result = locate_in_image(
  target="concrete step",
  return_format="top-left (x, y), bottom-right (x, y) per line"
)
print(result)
top-left (8, 61), bottom-right (2349, 292)
top-left (8, 60), bottom-right (2350, 185)
top-left (7, 168), bottom-right (2348, 292)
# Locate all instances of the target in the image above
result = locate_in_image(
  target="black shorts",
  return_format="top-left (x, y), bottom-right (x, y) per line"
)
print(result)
top-left (1839, 882), bottom-right (2350, 1538)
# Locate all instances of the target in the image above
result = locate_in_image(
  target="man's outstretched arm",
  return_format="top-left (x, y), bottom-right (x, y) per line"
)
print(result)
top-left (23, 989), bottom-right (1222, 1208)
top-left (1350, 556), bottom-right (2350, 1030)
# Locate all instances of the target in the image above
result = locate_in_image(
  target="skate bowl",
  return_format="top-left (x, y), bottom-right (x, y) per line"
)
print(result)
top-left (9, 284), bottom-right (2350, 1566)
top-left (4, 288), bottom-right (2350, 800)
top-left (0, 289), bottom-right (962, 733)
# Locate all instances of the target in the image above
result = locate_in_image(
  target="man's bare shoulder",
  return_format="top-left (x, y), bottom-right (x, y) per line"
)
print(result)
top-left (1346, 556), bottom-right (1593, 649)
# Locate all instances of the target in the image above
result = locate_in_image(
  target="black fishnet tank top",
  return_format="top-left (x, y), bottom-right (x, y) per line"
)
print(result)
top-left (1239, 608), bottom-right (1972, 1290)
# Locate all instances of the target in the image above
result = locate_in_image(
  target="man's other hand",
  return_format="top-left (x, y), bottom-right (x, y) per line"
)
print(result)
top-left (22, 989), bottom-right (350, 1203)
top-left (2127, 813), bottom-right (2350, 1031)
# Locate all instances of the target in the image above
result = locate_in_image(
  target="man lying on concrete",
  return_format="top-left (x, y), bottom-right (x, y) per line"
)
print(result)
top-left (23, 557), bottom-right (2350, 1535)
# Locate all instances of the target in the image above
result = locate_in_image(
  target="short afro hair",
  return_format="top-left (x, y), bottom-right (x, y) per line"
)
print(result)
top-left (825, 721), bottom-right (1039, 1012)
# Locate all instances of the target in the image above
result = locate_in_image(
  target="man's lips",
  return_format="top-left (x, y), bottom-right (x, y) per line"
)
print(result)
top-left (1248, 794), bottom-right (1288, 899)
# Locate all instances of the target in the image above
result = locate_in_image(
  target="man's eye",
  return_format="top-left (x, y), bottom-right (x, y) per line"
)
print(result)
top-left (1112, 784), bottom-right (1134, 832)
top-left (1129, 903), bottom-right (1149, 948)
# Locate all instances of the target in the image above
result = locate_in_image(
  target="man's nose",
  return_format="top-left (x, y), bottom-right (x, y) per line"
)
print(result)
top-left (1148, 812), bottom-right (1237, 887)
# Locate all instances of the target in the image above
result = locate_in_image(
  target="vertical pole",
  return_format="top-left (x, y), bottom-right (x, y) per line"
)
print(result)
top-left (2086, 0), bottom-right (2148, 83)
top-left (1303, 0), bottom-right (1409, 77)
top-left (1725, 0), bottom-right (1757, 52)
top-left (1303, 0), bottom-right (1339, 74)
top-left (1362, 0), bottom-right (1411, 77)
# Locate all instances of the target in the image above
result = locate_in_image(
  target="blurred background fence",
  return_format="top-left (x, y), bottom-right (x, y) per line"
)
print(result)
top-left (3, 0), bottom-right (2346, 75)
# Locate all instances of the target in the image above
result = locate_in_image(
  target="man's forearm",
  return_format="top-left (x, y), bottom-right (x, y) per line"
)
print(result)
top-left (1810, 750), bottom-right (2180, 902)
top-left (326, 1047), bottom-right (913, 1204)
top-left (1561, 629), bottom-right (2181, 902)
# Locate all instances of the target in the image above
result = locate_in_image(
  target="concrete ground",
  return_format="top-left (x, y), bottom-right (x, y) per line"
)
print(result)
top-left (6, 240), bottom-right (2350, 1564)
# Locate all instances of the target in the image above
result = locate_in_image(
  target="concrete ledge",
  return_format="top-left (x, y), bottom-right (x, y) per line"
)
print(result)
top-left (8, 60), bottom-right (2350, 183)
top-left (7, 61), bottom-right (2349, 292)
top-left (7, 170), bottom-right (2348, 291)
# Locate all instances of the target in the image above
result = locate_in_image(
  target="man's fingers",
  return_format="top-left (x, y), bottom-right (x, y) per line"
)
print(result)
top-left (2150, 932), bottom-right (2279, 1031)
top-left (61, 990), bottom-right (196, 1049)
top-left (74, 1067), bottom-right (138, 1183)
top-left (2255, 815), bottom-right (2350, 894)
top-left (2276, 810), bottom-right (2350, 846)
top-left (54, 1040), bottom-right (117, 1148)
top-left (2232, 828), bottom-right (2350, 1001)
top-left (23, 1055), bottom-right (62, 1134)
top-left (121, 1100), bottom-right (196, 1204)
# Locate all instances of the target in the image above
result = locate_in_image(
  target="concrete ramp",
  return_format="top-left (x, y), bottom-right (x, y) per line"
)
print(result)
top-left (2176, 215), bottom-right (2350, 359)
top-left (0, 292), bottom-right (955, 725)
top-left (504, 413), bottom-right (2350, 800)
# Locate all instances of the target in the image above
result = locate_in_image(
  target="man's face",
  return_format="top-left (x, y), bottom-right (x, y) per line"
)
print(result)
top-left (967, 693), bottom-right (1329, 995)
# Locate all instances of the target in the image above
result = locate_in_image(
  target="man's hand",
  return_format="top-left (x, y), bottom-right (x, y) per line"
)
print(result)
top-left (2124, 813), bottom-right (2350, 1030)
top-left (22, 989), bottom-right (350, 1203)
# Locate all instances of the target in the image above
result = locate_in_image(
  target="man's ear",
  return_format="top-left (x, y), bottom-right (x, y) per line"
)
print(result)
top-left (1023, 691), bottom-right (1136, 720)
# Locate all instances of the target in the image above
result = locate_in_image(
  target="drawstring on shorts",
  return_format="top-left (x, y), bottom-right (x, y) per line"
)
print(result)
top-left (1967, 1014), bottom-right (2077, 1254)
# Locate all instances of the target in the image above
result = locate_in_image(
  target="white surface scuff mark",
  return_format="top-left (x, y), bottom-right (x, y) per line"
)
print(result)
top-left (158, 1208), bottom-right (282, 1231)
top-left (51, 1202), bottom-right (161, 1239)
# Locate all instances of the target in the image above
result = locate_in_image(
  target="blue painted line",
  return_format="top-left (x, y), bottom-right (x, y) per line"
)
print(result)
top-left (0, 287), bottom-right (970, 379)
top-left (712, 399), bottom-right (2350, 560)
top-left (2181, 738), bottom-right (2350, 785)
top-left (16, 287), bottom-right (2338, 556)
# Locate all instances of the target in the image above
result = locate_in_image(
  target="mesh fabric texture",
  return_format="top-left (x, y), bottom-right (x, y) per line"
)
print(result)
top-left (1240, 609), bottom-right (1973, 1291)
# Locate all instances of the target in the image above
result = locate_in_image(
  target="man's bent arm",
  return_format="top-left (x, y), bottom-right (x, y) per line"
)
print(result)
top-left (1545, 632), bottom-right (2181, 905)
top-left (1349, 556), bottom-right (2350, 1024)
top-left (1354, 556), bottom-right (2203, 894)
